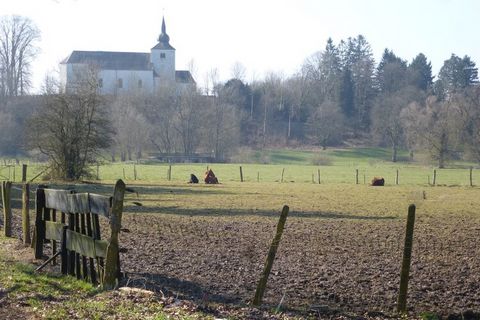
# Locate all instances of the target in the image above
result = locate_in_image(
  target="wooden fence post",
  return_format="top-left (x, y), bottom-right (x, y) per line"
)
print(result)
top-left (355, 169), bottom-right (359, 185)
top-left (317, 169), bottom-right (321, 184)
top-left (103, 180), bottom-right (126, 290)
top-left (433, 169), bottom-right (437, 186)
top-left (397, 204), bottom-right (416, 314)
top-left (1, 181), bottom-right (12, 237)
top-left (34, 188), bottom-right (46, 259)
top-left (396, 169), bottom-right (399, 185)
top-left (133, 164), bottom-right (137, 180)
top-left (168, 165), bottom-right (172, 181)
top-left (22, 164), bottom-right (27, 182)
top-left (281, 168), bottom-right (285, 183)
top-left (253, 205), bottom-right (290, 306)
top-left (96, 163), bottom-right (100, 180)
top-left (257, 171), bottom-right (260, 182)
top-left (122, 168), bottom-right (126, 180)
top-left (470, 167), bottom-right (473, 187)
top-left (22, 183), bottom-right (31, 245)
top-left (239, 166), bottom-right (244, 182)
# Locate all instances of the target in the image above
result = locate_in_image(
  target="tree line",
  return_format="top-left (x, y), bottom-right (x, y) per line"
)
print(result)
top-left (0, 15), bottom-right (479, 179)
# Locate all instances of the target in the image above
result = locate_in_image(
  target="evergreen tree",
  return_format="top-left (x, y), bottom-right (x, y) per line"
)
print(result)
top-left (346, 35), bottom-right (376, 132)
top-left (438, 54), bottom-right (479, 93)
top-left (376, 49), bottom-right (408, 93)
top-left (319, 38), bottom-right (342, 102)
top-left (407, 53), bottom-right (433, 91)
top-left (338, 68), bottom-right (355, 118)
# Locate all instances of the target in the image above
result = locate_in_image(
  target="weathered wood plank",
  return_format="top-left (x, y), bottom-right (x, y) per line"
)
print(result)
top-left (95, 240), bottom-right (108, 258)
top-left (51, 209), bottom-right (57, 265)
top-left (86, 213), bottom-right (97, 284)
top-left (2, 181), bottom-right (13, 237)
top-left (103, 180), bottom-right (126, 289)
top-left (67, 229), bottom-right (95, 259)
top-left (66, 229), bottom-right (108, 259)
top-left (80, 213), bottom-right (88, 279)
top-left (44, 189), bottom-right (111, 217)
top-left (44, 189), bottom-right (70, 212)
top-left (60, 226), bottom-right (67, 274)
top-left (92, 212), bottom-right (104, 283)
top-left (45, 221), bottom-right (65, 241)
top-left (34, 188), bottom-right (46, 259)
top-left (74, 213), bottom-right (81, 279)
top-left (22, 183), bottom-right (31, 245)
top-left (88, 194), bottom-right (111, 217)
top-left (67, 213), bottom-right (75, 276)
top-left (70, 193), bottom-right (90, 214)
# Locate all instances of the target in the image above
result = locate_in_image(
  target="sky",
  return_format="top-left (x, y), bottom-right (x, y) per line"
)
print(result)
top-left (1, 0), bottom-right (480, 93)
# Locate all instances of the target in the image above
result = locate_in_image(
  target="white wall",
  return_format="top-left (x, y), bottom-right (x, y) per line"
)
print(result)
top-left (98, 69), bottom-right (154, 95)
top-left (151, 48), bottom-right (175, 86)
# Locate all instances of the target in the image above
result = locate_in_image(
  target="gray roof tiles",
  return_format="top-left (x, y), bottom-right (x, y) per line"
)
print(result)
top-left (176, 70), bottom-right (195, 83)
top-left (61, 51), bottom-right (152, 71)
top-left (151, 42), bottom-right (175, 50)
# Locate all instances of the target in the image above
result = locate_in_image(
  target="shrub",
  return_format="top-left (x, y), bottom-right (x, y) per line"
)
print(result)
top-left (310, 154), bottom-right (332, 166)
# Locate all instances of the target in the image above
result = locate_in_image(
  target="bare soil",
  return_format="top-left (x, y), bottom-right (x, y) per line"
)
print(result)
top-left (117, 207), bottom-right (480, 318)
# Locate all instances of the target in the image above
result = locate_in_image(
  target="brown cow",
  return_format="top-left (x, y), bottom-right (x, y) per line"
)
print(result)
top-left (371, 177), bottom-right (385, 186)
top-left (204, 169), bottom-right (219, 184)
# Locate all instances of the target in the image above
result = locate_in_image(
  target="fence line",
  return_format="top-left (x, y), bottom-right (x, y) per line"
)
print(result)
top-left (79, 163), bottom-right (479, 186)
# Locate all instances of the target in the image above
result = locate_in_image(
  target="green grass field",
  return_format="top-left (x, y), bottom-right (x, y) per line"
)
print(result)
top-left (1, 147), bottom-right (479, 186)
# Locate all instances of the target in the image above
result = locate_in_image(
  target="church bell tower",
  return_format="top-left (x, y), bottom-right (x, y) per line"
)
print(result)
top-left (151, 17), bottom-right (176, 86)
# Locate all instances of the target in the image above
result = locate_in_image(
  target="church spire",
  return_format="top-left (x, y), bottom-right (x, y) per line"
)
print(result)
top-left (158, 16), bottom-right (170, 44)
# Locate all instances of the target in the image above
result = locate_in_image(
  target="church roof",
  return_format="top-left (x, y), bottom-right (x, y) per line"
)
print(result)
top-left (151, 42), bottom-right (175, 50)
top-left (61, 51), bottom-right (152, 71)
top-left (175, 70), bottom-right (195, 83)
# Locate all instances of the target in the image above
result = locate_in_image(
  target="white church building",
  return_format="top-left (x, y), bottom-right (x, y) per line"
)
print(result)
top-left (60, 17), bottom-right (195, 94)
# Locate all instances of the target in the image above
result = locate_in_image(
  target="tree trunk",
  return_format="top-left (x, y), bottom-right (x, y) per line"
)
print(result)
top-left (392, 144), bottom-right (397, 162)
top-left (439, 156), bottom-right (445, 169)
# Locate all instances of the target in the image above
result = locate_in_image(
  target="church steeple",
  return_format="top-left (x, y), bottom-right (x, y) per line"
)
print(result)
top-left (158, 17), bottom-right (170, 44)
top-left (151, 15), bottom-right (176, 86)
top-left (152, 16), bottom-right (175, 50)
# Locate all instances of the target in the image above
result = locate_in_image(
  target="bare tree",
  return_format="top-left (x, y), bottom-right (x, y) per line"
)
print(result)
top-left (260, 72), bottom-right (284, 147)
top-left (202, 70), bottom-right (240, 161)
top-left (172, 86), bottom-right (204, 155)
top-left (401, 96), bottom-right (460, 168)
top-left (371, 94), bottom-right (405, 162)
top-left (307, 100), bottom-right (344, 149)
top-left (230, 61), bottom-right (246, 81)
top-left (144, 86), bottom-right (177, 154)
top-left (27, 67), bottom-right (113, 180)
top-left (110, 93), bottom-right (150, 161)
top-left (0, 15), bottom-right (40, 97)
top-left (284, 74), bottom-right (309, 141)
top-left (453, 86), bottom-right (480, 162)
